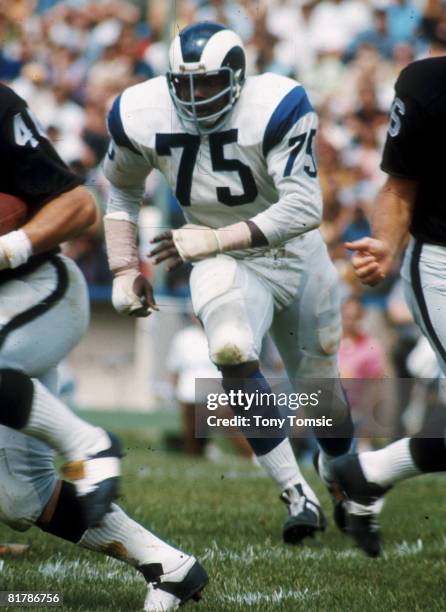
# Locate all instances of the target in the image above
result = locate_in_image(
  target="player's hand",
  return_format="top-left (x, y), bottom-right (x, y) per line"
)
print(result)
top-left (345, 237), bottom-right (392, 287)
top-left (149, 230), bottom-right (184, 271)
top-left (112, 269), bottom-right (158, 317)
top-left (150, 225), bottom-right (220, 268)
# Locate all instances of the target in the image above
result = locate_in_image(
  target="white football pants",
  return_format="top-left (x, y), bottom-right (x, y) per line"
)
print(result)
top-left (190, 231), bottom-right (342, 378)
top-left (0, 255), bottom-right (89, 530)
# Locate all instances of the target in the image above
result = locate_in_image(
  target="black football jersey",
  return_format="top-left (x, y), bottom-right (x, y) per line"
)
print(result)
top-left (381, 57), bottom-right (446, 245)
top-left (0, 83), bottom-right (83, 215)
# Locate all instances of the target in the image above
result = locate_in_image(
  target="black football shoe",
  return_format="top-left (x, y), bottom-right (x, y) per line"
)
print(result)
top-left (313, 450), bottom-right (348, 533)
top-left (143, 556), bottom-right (208, 611)
top-left (331, 453), bottom-right (390, 558)
top-left (281, 484), bottom-right (326, 544)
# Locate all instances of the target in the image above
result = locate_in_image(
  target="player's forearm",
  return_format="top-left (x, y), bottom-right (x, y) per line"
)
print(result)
top-left (372, 177), bottom-right (417, 259)
top-left (250, 192), bottom-right (322, 246)
top-left (23, 186), bottom-right (97, 254)
top-left (206, 220), bottom-right (268, 251)
top-left (104, 213), bottom-right (138, 274)
top-left (213, 221), bottom-right (267, 251)
top-left (169, 209), bottom-right (313, 263)
top-left (103, 185), bottom-right (144, 273)
top-left (104, 212), bottom-right (157, 316)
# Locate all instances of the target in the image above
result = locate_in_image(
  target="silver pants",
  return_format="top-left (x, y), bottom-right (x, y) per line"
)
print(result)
top-left (0, 255), bottom-right (89, 530)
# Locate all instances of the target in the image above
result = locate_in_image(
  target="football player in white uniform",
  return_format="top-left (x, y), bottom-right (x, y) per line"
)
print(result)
top-left (104, 22), bottom-right (354, 544)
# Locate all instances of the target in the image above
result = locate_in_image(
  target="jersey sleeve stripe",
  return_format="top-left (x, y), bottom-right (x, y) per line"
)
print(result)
top-left (262, 86), bottom-right (313, 157)
top-left (107, 95), bottom-right (142, 156)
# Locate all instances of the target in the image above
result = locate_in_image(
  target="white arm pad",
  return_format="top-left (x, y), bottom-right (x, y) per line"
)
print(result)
top-left (215, 222), bottom-right (252, 252)
top-left (104, 212), bottom-right (138, 274)
top-left (172, 222), bottom-right (252, 262)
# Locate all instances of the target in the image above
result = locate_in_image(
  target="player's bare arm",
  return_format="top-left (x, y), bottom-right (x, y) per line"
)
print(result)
top-left (346, 176), bottom-right (417, 286)
top-left (22, 185), bottom-right (97, 253)
top-left (0, 186), bottom-right (96, 272)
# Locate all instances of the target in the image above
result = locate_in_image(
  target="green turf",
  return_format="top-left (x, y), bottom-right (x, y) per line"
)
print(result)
top-left (79, 409), bottom-right (180, 434)
top-left (1, 432), bottom-right (445, 611)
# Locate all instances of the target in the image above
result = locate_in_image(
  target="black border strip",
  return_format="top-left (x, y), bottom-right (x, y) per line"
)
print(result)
top-left (410, 240), bottom-right (446, 364)
top-left (0, 255), bottom-right (69, 350)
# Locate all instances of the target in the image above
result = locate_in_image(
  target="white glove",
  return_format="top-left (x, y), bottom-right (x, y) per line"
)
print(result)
top-left (172, 225), bottom-right (220, 262)
top-left (112, 269), bottom-right (157, 317)
top-left (172, 222), bottom-right (251, 262)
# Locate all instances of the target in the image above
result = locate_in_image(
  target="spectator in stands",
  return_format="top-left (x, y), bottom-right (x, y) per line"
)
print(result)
top-left (386, 0), bottom-right (421, 45)
top-left (338, 297), bottom-right (389, 449)
top-left (344, 9), bottom-right (396, 62)
top-left (196, 0), bottom-right (254, 42)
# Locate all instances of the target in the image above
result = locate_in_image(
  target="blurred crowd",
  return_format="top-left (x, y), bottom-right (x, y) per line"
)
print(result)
top-left (1, 0), bottom-right (445, 438)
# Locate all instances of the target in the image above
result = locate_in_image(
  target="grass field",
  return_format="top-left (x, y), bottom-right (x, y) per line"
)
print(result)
top-left (1, 423), bottom-right (446, 612)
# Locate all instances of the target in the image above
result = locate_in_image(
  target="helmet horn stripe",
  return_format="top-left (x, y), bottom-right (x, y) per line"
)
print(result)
top-left (179, 22), bottom-right (226, 63)
top-left (200, 29), bottom-right (244, 70)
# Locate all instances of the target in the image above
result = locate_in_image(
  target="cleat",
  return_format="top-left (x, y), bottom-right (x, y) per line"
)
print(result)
top-left (331, 453), bottom-right (390, 557)
top-left (313, 451), bottom-right (348, 533)
top-left (280, 484), bottom-right (326, 544)
top-left (144, 556), bottom-right (208, 611)
top-left (62, 431), bottom-right (122, 528)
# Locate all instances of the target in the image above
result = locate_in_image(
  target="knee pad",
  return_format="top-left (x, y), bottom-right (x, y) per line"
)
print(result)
top-left (0, 369), bottom-right (34, 429)
top-left (209, 324), bottom-right (256, 366)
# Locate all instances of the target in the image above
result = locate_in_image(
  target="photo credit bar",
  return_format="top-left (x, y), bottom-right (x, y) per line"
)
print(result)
top-left (194, 378), bottom-right (446, 439)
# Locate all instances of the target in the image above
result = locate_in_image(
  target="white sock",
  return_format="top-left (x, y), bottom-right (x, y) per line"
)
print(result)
top-left (256, 439), bottom-right (319, 505)
top-left (79, 504), bottom-right (186, 575)
top-left (22, 379), bottom-right (110, 461)
top-left (359, 438), bottom-right (421, 488)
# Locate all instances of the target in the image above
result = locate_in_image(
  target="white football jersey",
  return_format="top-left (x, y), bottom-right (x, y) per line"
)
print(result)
top-left (104, 72), bottom-right (323, 256)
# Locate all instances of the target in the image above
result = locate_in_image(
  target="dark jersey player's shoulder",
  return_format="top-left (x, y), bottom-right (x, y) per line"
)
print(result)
top-left (0, 82), bottom-right (83, 210)
top-left (0, 82), bottom-right (25, 119)
top-left (396, 56), bottom-right (446, 114)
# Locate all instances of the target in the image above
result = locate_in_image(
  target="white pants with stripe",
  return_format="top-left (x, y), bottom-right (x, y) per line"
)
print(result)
top-left (0, 255), bottom-right (89, 530)
top-left (401, 239), bottom-right (446, 376)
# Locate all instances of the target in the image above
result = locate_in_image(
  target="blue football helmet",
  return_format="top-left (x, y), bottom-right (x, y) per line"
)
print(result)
top-left (167, 22), bottom-right (246, 135)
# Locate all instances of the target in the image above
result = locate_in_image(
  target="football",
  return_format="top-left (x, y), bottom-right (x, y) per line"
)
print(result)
top-left (0, 193), bottom-right (28, 236)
